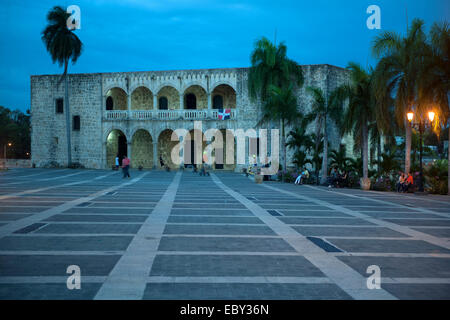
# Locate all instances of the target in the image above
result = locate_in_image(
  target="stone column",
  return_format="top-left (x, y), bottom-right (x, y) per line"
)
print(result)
top-left (153, 94), bottom-right (157, 110)
top-left (127, 94), bottom-right (132, 119)
top-left (153, 139), bottom-right (158, 169)
top-left (179, 94), bottom-right (184, 110)
top-left (207, 93), bottom-right (212, 109)
top-left (127, 142), bottom-right (132, 167)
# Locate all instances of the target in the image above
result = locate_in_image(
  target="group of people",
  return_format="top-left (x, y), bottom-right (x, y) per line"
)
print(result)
top-left (328, 167), bottom-right (349, 188)
top-left (115, 155), bottom-right (130, 178)
top-left (396, 172), bottom-right (414, 192)
top-left (294, 168), bottom-right (309, 185)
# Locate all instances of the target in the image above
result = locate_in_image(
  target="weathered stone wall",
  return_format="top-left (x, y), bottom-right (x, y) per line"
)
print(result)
top-left (31, 66), bottom-right (351, 171)
top-left (157, 86), bottom-right (179, 110)
top-left (131, 86), bottom-right (153, 110)
top-left (31, 73), bottom-right (103, 168)
top-left (131, 129), bottom-right (153, 168)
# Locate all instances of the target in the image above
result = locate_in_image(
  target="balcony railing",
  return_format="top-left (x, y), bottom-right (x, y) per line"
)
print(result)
top-left (105, 109), bottom-right (237, 121)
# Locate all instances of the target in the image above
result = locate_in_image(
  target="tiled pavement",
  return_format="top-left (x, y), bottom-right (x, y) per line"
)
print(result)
top-left (0, 168), bottom-right (449, 300)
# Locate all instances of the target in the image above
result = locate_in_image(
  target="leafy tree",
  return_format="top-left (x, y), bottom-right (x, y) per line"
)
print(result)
top-left (0, 106), bottom-right (30, 159)
top-left (306, 87), bottom-right (345, 184)
top-left (329, 144), bottom-right (352, 172)
top-left (42, 6), bottom-right (83, 167)
top-left (372, 19), bottom-right (428, 175)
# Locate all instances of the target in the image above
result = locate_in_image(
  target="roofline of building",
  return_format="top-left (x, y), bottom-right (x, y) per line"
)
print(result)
top-left (30, 63), bottom-right (348, 78)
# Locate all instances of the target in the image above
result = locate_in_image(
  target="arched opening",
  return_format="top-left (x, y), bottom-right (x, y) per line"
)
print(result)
top-left (213, 129), bottom-right (236, 170)
top-left (185, 93), bottom-right (196, 109)
top-left (131, 86), bottom-right (153, 110)
top-left (106, 129), bottom-right (127, 168)
top-left (106, 88), bottom-right (127, 110)
top-left (106, 97), bottom-right (113, 110)
top-left (184, 85), bottom-right (207, 109)
top-left (211, 84), bottom-right (236, 109)
top-left (131, 129), bottom-right (153, 169)
top-left (213, 95), bottom-right (223, 109)
top-left (159, 97), bottom-right (168, 110)
top-left (157, 86), bottom-right (180, 110)
top-left (158, 129), bottom-right (180, 170)
top-left (184, 129), bottom-right (207, 168)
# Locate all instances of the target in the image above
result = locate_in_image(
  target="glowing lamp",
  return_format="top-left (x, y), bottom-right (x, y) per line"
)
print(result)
top-left (407, 112), bottom-right (414, 122)
top-left (428, 111), bottom-right (435, 122)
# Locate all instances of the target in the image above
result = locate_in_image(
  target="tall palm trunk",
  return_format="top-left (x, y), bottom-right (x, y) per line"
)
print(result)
top-left (377, 136), bottom-right (381, 174)
top-left (448, 126), bottom-right (450, 196)
top-left (362, 122), bottom-right (369, 179)
top-left (405, 121), bottom-right (412, 174)
top-left (281, 118), bottom-right (286, 178)
top-left (64, 60), bottom-right (72, 167)
top-left (320, 115), bottom-right (328, 184)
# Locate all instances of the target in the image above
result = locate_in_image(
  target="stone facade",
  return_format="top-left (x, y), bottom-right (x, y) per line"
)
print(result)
top-left (30, 65), bottom-right (351, 170)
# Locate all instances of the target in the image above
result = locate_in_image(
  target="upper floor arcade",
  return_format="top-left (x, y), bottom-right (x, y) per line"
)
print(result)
top-left (102, 68), bottom-right (242, 121)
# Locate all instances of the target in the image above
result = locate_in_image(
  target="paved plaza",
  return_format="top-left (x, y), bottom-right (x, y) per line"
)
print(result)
top-left (0, 168), bottom-right (449, 300)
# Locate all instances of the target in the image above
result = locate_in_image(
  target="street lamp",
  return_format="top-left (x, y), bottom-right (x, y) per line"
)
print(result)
top-left (407, 110), bottom-right (436, 192)
top-left (3, 142), bottom-right (12, 168)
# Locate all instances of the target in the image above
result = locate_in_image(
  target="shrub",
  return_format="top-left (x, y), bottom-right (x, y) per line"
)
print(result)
top-left (425, 160), bottom-right (448, 195)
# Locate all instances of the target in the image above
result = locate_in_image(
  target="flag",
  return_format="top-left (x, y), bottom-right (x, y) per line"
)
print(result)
top-left (218, 108), bottom-right (231, 120)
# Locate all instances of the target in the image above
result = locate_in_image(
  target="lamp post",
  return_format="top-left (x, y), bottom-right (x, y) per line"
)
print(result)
top-left (407, 111), bottom-right (435, 192)
top-left (3, 142), bottom-right (12, 168)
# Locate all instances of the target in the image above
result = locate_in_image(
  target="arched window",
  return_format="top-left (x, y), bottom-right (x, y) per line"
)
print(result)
top-left (213, 95), bottom-right (223, 109)
top-left (106, 96), bottom-right (113, 110)
top-left (185, 93), bottom-right (196, 109)
top-left (159, 97), bottom-right (168, 110)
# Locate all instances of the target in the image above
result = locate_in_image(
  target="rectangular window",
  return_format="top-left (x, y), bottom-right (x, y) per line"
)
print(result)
top-left (55, 98), bottom-right (64, 114)
top-left (73, 115), bottom-right (80, 131)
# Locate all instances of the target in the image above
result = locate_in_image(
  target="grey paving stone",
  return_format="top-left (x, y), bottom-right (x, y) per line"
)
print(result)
top-left (361, 211), bottom-right (444, 219)
top-left (411, 228), bottom-right (450, 238)
top-left (158, 236), bottom-right (295, 252)
top-left (150, 254), bottom-right (325, 277)
top-left (0, 213), bottom-right (32, 221)
top-left (0, 283), bottom-right (101, 300)
top-left (382, 284), bottom-right (450, 300)
top-left (63, 208), bottom-right (152, 215)
top-left (337, 256), bottom-right (450, 278)
top-left (170, 209), bottom-right (253, 216)
top-left (0, 255), bottom-right (121, 276)
top-left (163, 224), bottom-right (275, 235)
top-left (0, 236), bottom-right (133, 251)
top-left (293, 226), bottom-right (408, 237)
top-left (143, 283), bottom-right (352, 300)
top-left (44, 214), bottom-right (148, 222)
top-left (35, 223), bottom-right (141, 234)
top-left (278, 217), bottom-right (375, 226)
top-left (167, 216), bottom-right (263, 224)
top-left (328, 239), bottom-right (450, 254)
top-left (279, 210), bottom-right (351, 217)
top-left (382, 218), bottom-right (450, 227)
top-left (172, 203), bottom-right (246, 209)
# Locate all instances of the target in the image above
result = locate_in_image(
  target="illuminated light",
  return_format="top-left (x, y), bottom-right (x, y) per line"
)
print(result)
top-left (7, 142), bottom-right (12, 147)
top-left (428, 111), bottom-right (435, 122)
top-left (407, 112), bottom-right (414, 122)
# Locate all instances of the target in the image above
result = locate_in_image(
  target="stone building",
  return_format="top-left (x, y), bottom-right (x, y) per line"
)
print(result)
top-left (30, 65), bottom-right (351, 170)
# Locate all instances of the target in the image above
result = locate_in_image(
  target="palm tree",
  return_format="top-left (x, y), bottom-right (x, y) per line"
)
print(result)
top-left (418, 22), bottom-right (449, 194)
top-left (340, 63), bottom-right (375, 188)
top-left (42, 6), bottom-right (83, 167)
top-left (248, 37), bottom-right (304, 102)
top-left (306, 87), bottom-right (345, 184)
top-left (329, 144), bottom-right (351, 172)
top-left (286, 126), bottom-right (314, 153)
top-left (261, 85), bottom-right (300, 173)
top-left (292, 150), bottom-right (312, 171)
top-left (372, 19), bottom-right (427, 176)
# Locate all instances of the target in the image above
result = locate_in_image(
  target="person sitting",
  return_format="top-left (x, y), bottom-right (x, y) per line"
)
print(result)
top-left (339, 170), bottom-right (348, 188)
top-left (404, 173), bottom-right (414, 193)
top-left (328, 167), bottom-right (338, 188)
top-left (396, 172), bottom-right (405, 192)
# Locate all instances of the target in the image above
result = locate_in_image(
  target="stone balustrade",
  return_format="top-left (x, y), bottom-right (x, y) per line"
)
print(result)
top-left (105, 109), bottom-right (237, 121)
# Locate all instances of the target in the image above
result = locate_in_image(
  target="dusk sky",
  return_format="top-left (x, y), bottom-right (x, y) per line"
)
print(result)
top-left (0, 0), bottom-right (448, 113)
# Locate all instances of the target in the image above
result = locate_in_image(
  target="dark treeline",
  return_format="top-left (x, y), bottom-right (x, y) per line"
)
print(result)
top-left (0, 106), bottom-right (31, 159)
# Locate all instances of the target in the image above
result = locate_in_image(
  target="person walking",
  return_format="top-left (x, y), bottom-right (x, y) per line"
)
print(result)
top-left (122, 156), bottom-right (130, 178)
top-left (115, 154), bottom-right (120, 171)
